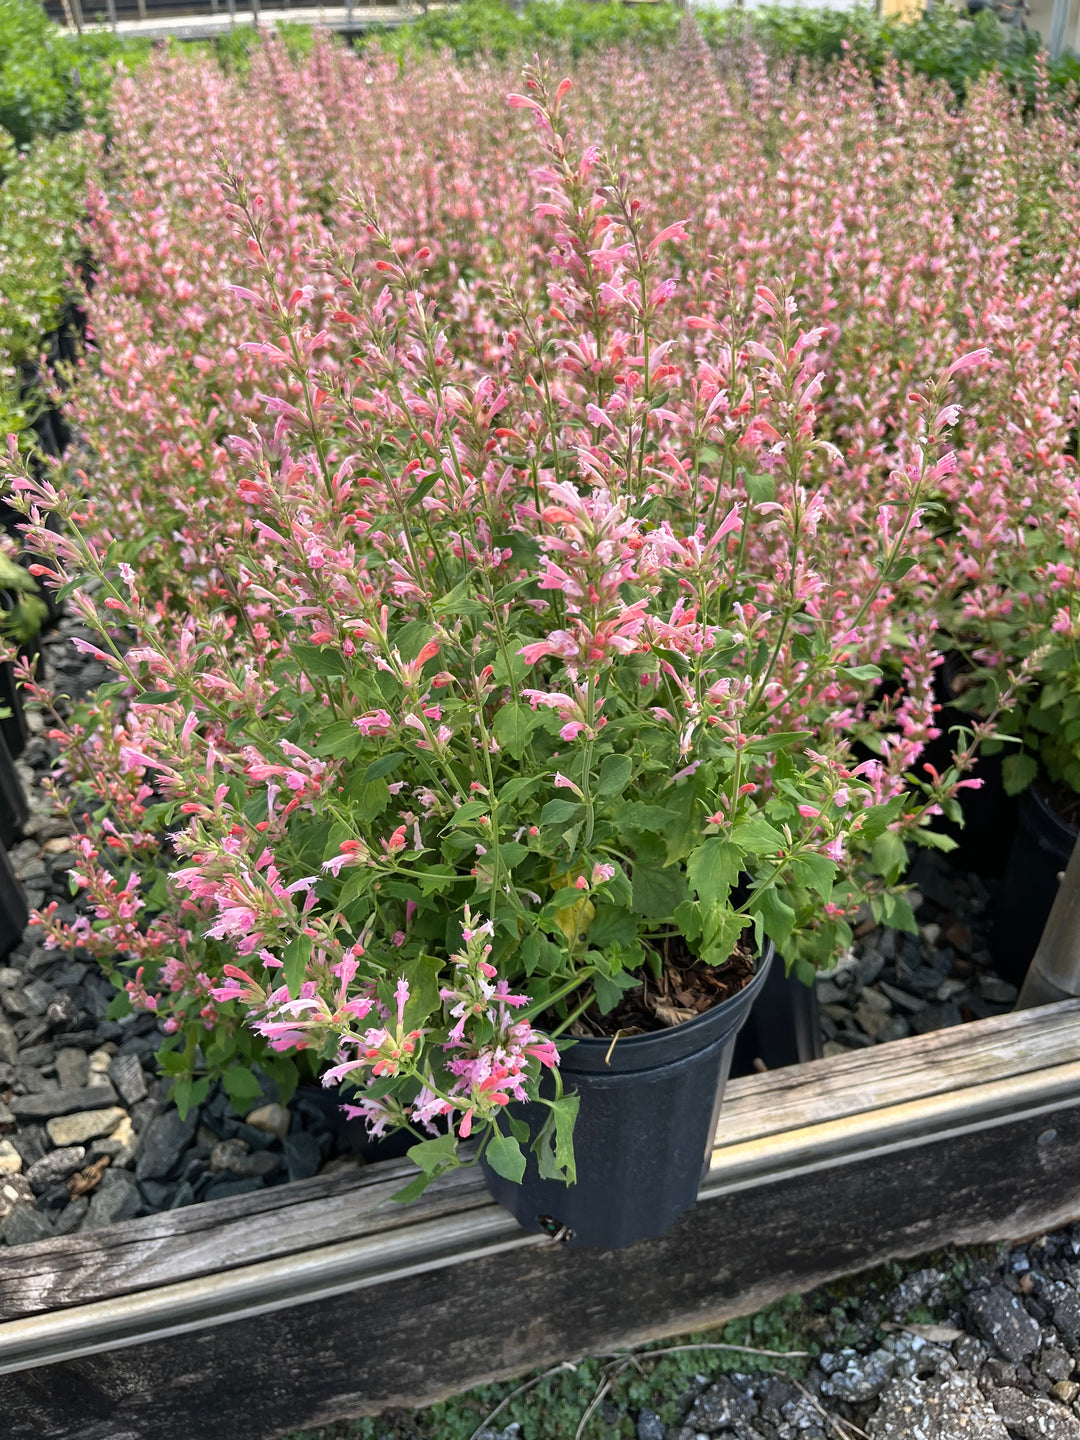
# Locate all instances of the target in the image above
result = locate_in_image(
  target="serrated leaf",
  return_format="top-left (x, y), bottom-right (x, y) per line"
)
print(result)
top-left (870, 828), bottom-right (908, 882)
top-left (493, 702), bottom-right (541, 760)
top-left (790, 851), bottom-right (837, 903)
top-left (631, 863), bottom-right (690, 919)
top-left (536, 1094), bottom-right (578, 1185)
top-left (1002, 752), bottom-right (1038, 796)
top-left (733, 815), bottom-right (785, 853)
top-left (407, 1132), bottom-right (459, 1175)
top-left (751, 886), bottom-right (797, 951)
top-left (687, 838), bottom-right (741, 905)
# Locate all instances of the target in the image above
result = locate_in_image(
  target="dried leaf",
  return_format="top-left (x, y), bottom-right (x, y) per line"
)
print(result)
top-left (880, 1321), bottom-right (964, 1344)
top-left (653, 1001), bottom-right (696, 1027)
top-left (68, 1156), bottom-right (110, 1198)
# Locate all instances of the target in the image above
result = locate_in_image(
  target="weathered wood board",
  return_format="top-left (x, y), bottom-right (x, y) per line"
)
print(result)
top-left (2, 1000), bottom-right (1080, 1440)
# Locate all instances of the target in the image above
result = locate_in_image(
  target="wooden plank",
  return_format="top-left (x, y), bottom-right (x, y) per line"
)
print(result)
top-left (715, 998), bottom-right (1080, 1146)
top-left (3, 1082), bottom-right (1080, 1440)
top-left (3, 999), bottom-right (1080, 1323)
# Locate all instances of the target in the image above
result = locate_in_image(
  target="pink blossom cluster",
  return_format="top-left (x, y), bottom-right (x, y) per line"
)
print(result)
top-left (2, 35), bottom-right (1074, 1160)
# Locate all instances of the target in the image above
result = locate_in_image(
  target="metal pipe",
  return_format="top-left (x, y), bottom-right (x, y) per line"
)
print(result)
top-left (1017, 833), bottom-right (1080, 1008)
top-left (1048, 0), bottom-right (1071, 60)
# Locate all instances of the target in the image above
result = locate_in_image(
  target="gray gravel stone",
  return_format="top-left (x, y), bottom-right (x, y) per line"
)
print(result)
top-left (10, 1085), bottom-right (120, 1120)
top-left (969, 1287), bottom-right (1043, 1363)
top-left (46, 1107), bottom-right (126, 1147)
top-left (25, 1146), bottom-right (86, 1195)
top-left (86, 1169), bottom-right (140, 1228)
top-left (867, 1370), bottom-right (1009, 1437)
top-left (54, 1047), bottom-right (88, 1090)
top-left (135, 1106), bottom-right (198, 1181)
top-left (1042, 1282), bottom-right (1080, 1349)
top-left (283, 1132), bottom-right (321, 1183)
top-left (2, 1203), bottom-right (54, 1246)
top-left (992, 1385), bottom-right (1080, 1438)
top-left (684, 1377), bottom-right (758, 1432)
top-left (108, 1052), bottom-right (147, 1107)
top-left (820, 1348), bottom-right (896, 1402)
top-left (637, 1407), bottom-right (665, 1440)
top-left (54, 1195), bottom-right (89, 1235)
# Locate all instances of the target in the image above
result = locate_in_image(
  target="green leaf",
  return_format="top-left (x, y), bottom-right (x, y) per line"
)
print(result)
top-left (392, 1170), bottom-right (435, 1205)
top-left (106, 991), bottom-right (133, 1021)
top-left (133, 689), bottom-right (181, 705)
top-left (541, 798), bottom-right (583, 826)
top-left (593, 968), bottom-right (641, 1014)
top-left (536, 1093), bottom-right (578, 1185)
top-left (493, 703), bottom-right (541, 760)
top-left (837, 663), bottom-right (883, 684)
top-left (870, 829), bottom-right (908, 882)
top-left (885, 893), bottom-right (920, 936)
top-left (1002, 752), bottom-right (1038, 796)
top-left (363, 751), bottom-right (408, 782)
top-left (741, 731), bottom-right (812, 755)
top-left (743, 472), bottom-right (776, 504)
top-left (595, 753), bottom-right (632, 798)
top-left (617, 803), bottom-right (680, 833)
top-left (733, 815), bottom-right (785, 854)
top-left (283, 934), bottom-right (312, 999)
top-left (753, 886), bottom-right (797, 951)
top-left (790, 852), bottom-right (837, 903)
top-left (290, 643), bottom-right (348, 678)
top-left (485, 1132), bottom-right (526, 1184)
top-left (407, 1132), bottom-right (460, 1174)
top-left (446, 799), bottom-right (489, 827)
top-left (223, 1065), bottom-right (265, 1112)
top-left (631, 863), bottom-right (690, 919)
top-left (686, 838), bottom-right (741, 905)
top-left (698, 906), bottom-right (746, 967)
top-left (379, 954), bottom-right (443, 1030)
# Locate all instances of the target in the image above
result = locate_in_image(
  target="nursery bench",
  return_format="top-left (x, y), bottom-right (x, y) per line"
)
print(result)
top-left (2, 998), bottom-right (1079, 1440)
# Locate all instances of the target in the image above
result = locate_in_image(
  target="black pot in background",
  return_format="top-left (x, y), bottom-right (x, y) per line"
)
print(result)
top-left (0, 845), bottom-right (28, 959)
top-left (482, 946), bottom-right (775, 1250)
top-left (731, 955), bottom-right (821, 1075)
top-left (991, 785), bottom-right (1076, 987)
top-left (295, 1082), bottom-right (419, 1164)
top-left (922, 653), bottom-right (1018, 877)
top-left (0, 663), bottom-right (28, 762)
top-left (0, 730), bottom-right (27, 851)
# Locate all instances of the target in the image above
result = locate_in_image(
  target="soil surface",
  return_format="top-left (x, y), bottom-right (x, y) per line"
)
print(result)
top-left (572, 940), bottom-right (756, 1038)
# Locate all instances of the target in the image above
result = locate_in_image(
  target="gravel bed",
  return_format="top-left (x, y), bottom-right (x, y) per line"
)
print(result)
top-left (813, 849), bottom-right (1019, 1056)
top-left (298, 1228), bottom-right (1080, 1440)
top-left (0, 618), bottom-right (364, 1246)
top-left (0, 619), bottom-right (1028, 1243)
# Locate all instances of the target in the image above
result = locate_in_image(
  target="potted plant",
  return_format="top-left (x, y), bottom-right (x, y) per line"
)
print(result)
top-left (2, 68), bottom-right (988, 1249)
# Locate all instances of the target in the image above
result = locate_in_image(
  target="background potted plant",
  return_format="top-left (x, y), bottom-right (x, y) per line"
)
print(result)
top-left (1, 63), bottom-right (1004, 1249)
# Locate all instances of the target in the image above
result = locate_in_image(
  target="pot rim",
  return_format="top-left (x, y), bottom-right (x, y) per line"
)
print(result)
top-left (553, 941), bottom-right (776, 1074)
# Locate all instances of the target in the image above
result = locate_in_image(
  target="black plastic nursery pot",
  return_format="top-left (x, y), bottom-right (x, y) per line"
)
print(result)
top-left (0, 664), bottom-right (28, 762)
top-left (731, 952), bottom-right (821, 1075)
top-left (923, 653), bottom-right (1018, 877)
top-left (992, 785), bottom-right (1076, 986)
top-left (482, 944), bottom-right (775, 1250)
top-left (0, 730), bottom-right (27, 852)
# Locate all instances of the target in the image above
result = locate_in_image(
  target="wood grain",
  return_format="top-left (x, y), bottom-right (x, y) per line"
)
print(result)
top-left (4, 1089), bottom-right (1080, 1440)
top-left (2, 999), bottom-right (1079, 1323)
